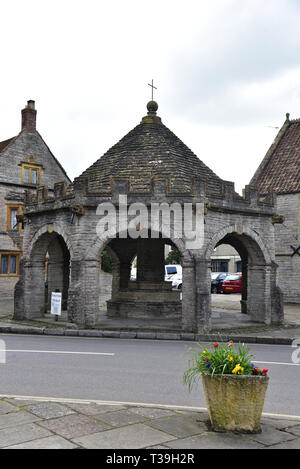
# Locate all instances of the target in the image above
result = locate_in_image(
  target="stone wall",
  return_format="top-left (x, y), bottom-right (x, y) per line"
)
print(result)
top-left (275, 193), bottom-right (300, 303)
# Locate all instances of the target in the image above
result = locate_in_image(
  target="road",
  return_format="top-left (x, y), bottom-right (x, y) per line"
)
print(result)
top-left (0, 334), bottom-right (299, 418)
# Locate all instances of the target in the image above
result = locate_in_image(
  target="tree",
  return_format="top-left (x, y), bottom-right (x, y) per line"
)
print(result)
top-left (165, 247), bottom-right (181, 265)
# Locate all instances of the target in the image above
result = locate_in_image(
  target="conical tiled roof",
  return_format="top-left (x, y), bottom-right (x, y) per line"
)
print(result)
top-left (76, 101), bottom-right (225, 196)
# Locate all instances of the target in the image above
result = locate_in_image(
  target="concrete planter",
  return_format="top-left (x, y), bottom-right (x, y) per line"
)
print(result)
top-left (202, 372), bottom-right (269, 433)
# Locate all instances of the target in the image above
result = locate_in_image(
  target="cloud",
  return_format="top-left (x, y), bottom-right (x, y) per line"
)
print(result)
top-left (165, 0), bottom-right (300, 124)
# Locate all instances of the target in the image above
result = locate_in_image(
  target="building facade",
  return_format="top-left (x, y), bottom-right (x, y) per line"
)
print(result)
top-left (0, 100), bottom-right (70, 298)
top-left (250, 113), bottom-right (300, 304)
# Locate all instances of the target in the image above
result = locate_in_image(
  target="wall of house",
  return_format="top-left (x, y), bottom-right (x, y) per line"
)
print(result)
top-left (275, 193), bottom-right (300, 303)
top-left (0, 130), bottom-right (68, 189)
top-left (211, 244), bottom-right (241, 272)
top-left (0, 129), bottom-right (70, 300)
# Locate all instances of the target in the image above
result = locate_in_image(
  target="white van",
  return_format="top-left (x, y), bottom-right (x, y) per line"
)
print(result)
top-left (131, 264), bottom-right (182, 281)
top-left (165, 264), bottom-right (182, 281)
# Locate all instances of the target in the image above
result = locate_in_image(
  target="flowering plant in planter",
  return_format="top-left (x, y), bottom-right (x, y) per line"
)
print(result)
top-left (183, 341), bottom-right (269, 433)
top-left (183, 341), bottom-right (268, 390)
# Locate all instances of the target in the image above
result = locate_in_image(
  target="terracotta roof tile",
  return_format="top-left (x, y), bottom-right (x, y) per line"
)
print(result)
top-left (250, 119), bottom-right (300, 194)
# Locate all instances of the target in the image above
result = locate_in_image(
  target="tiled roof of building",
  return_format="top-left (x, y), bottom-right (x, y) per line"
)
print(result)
top-left (250, 115), bottom-right (300, 195)
top-left (0, 136), bottom-right (16, 154)
top-left (76, 101), bottom-right (227, 196)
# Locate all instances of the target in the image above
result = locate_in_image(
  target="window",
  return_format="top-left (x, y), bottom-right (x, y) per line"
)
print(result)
top-left (0, 252), bottom-right (20, 276)
top-left (211, 260), bottom-right (229, 273)
top-left (6, 205), bottom-right (23, 232)
top-left (21, 163), bottom-right (41, 185)
top-left (166, 266), bottom-right (177, 275)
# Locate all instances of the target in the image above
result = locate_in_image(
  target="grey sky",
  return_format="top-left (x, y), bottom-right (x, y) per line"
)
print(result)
top-left (1, 0), bottom-right (300, 194)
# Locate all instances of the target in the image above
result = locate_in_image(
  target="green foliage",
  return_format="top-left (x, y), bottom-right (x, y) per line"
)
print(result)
top-left (183, 341), bottom-right (268, 392)
top-left (101, 249), bottom-right (112, 273)
top-left (165, 247), bottom-right (181, 265)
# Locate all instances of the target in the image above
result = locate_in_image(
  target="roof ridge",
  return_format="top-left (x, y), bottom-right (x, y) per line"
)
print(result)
top-left (250, 118), bottom-right (290, 188)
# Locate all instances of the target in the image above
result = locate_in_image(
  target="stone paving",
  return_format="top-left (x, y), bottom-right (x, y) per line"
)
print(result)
top-left (0, 397), bottom-right (299, 449)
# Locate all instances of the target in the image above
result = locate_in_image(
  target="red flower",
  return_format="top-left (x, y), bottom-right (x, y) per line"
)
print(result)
top-left (262, 369), bottom-right (268, 375)
top-left (214, 343), bottom-right (219, 348)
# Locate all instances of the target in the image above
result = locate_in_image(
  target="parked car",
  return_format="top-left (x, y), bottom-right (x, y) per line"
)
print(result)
top-left (172, 273), bottom-right (182, 290)
top-left (211, 272), bottom-right (229, 293)
top-left (222, 273), bottom-right (242, 293)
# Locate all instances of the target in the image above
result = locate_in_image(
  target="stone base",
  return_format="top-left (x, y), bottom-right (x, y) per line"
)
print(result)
top-left (107, 299), bottom-right (182, 319)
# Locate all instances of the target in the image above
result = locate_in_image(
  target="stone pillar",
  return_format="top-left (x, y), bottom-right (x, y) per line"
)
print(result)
top-left (119, 261), bottom-right (131, 289)
top-left (67, 259), bottom-right (82, 324)
top-left (270, 261), bottom-right (284, 324)
top-left (195, 256), bottom-right (211, 332)
top-left (181, 257), bottom-right (196, 332)
top-left (240, 257), bottom-right (248, 314)
top-left (136, 238), bottom-right (165, 283)
top-left (247, 265), bottom-right (272, 323)
top-left (23, 260), bottom-right (46, 318)
top-left (82, 259), bottom-right (100, 328)
top-left (14, 259), bottom-right (24, 320)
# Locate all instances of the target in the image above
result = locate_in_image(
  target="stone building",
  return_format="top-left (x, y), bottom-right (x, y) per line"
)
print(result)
top-left (211, 245), bottom-right (241, 273)
top-left (15, 101), bottom-right (284, 331)
top-left (0, 100), bottom-right (70, 298)
top-left (250, 113), bottom-right (300, 304)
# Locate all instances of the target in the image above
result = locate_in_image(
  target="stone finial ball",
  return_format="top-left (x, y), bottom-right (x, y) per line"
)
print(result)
top-left (147, 100), bottom-right (158, 114)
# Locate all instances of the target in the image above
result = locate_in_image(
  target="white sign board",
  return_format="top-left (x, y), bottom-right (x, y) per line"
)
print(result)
top-left (51, 292), bottom-right (62, 316)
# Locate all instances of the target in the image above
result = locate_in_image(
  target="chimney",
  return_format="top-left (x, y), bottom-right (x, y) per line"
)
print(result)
top-left (21, 100), bottom-right (37, 133)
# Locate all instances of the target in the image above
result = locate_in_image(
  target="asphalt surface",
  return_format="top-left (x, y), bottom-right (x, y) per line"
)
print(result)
top-left (0, 334), bottom-right (299, 417)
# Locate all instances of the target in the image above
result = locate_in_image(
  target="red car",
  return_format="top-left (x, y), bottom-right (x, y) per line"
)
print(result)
top-left (222, 273), bottom-right (242, 293)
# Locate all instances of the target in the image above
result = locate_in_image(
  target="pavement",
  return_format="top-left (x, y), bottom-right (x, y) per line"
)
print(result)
top-left (0, 295), bottom-right (299, 449)
top-left (0, 396), bottom-right (299, 449)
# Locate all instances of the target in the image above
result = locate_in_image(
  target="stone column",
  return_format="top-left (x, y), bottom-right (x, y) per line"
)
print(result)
top-left (13, 259), bottom-right (24, 320)
top-left (240, 257), bottom-right (248, 314)
top-left (76, 260), bottom-right (101, 328)
top-left (119, 261), bottom-right (131, 289)
top-left (23, 260), bottom-right (46, 318)
top-left (67, 259), bottom-right (82, 324)
top-left (195, 256), bottom-right (211, 332)
top-left (136, 238), bottom-right (165, 283)
top-left (181, 257), bottom-right (196, 332)
top-left (270, 261), bottom-right (284, 324)
top-left (247, 264), bottom-right (272, 323)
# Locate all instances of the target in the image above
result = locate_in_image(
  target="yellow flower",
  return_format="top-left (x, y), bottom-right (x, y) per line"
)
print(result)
top-left (202, 351), bottom-right (207, 354)
top-left (227, 356), bottom-right (233, 362)
top-left (232, 364), bottom-right (243, 374)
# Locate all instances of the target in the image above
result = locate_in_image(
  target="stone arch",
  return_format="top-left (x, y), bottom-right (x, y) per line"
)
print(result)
top-left (80, 228), bottom-right (192, 327)
top-left (204, 224), bottom-right (274, 324)
top-left (26, 222), bottom-right (74, 261)
top-left (205, 224), bottom-right (272, 265)
top-left (23, 228), bottom-right (71, 318)
top-left (84, 227), bottom-right (188, 263)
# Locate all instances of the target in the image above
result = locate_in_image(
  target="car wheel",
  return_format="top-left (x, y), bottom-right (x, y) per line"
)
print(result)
top-left (211, 286), bottom-right (218, 294)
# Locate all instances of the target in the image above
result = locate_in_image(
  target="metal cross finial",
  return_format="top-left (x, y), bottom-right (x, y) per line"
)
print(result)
top-left (148, 79), bottom-right (157, 100)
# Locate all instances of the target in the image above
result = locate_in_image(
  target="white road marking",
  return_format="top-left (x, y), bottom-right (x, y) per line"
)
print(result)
top-left (255, 360), bottom-right (300, 366)
top-left (0, 349), bottom-right (114, 356)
